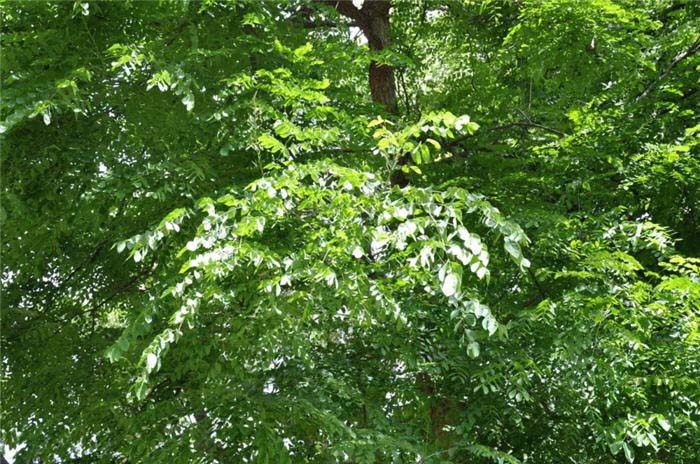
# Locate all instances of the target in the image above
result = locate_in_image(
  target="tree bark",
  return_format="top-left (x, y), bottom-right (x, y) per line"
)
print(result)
top-left (362, 2), bottom-right (397, 114)
top-left (320, 1), bottom-right (406, 185)
top-left (322, 0), bottom-right (397, 114)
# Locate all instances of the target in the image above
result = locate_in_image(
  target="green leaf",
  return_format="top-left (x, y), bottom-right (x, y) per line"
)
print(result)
top-left (467, 341), bottom-right (480, 358)
top-left (610, 441), bottom-right (624, 455)
top-left (181, 92), bottom-right (195, 112)
top-left (134, 377), bottom-right (150, 401)
top-left (657, 417), bottom-right (671, 432)
top-left (442, 272), bottom-right (459, 296)
top-left (504, 239), bottom-right (522, 260)
top-left (623, 442), bottom-right (635, 463)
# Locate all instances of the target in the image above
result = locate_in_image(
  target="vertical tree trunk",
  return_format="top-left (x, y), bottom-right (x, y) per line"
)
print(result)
top-left (362, 4), bottom-right (397, 114)
top-left (324, 0), bottom-right (397, 114)
top-left (369, 62), bottom-right (397, 114)
top-left (323, 0), bottom-right (405, 182)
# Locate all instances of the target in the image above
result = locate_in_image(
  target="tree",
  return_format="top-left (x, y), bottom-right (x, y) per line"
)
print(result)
top-left (2, 1), bottom-right (699, 463)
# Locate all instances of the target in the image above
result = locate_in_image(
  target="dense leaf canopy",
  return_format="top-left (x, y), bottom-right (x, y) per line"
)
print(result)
top-left (2, 1), bottom-right (700, 463)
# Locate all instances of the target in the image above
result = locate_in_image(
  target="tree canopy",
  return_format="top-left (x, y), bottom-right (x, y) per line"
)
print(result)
top-left (1, 1), bottom-right (700, 462)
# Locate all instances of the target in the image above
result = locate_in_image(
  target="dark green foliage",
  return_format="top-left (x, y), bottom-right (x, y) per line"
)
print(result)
top-left (1, 1), bottom-right (699, 463)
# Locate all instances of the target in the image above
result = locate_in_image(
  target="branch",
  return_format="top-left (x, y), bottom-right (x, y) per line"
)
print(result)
top-left (489, 121), bottom-right (568, 137)
top-left (315, 0), bottom-right (364, 22)
top-left (302, 19), bottom-right (358, 28)
top-left (527, 267), bottom-right (548, 301)
top-left (635, 38), bottom-right (700, 102)
top-left (361, 0), bottom-right (391, 17)
top-left (657, 86), bottom-right (700, 117)
top-left (57, 198), bottom-right (129, 290)
top-left (660, 1), bottom-right (690, 23)
top-left (315, 1), bottom-right (391, 28)
top-left (293, 4), bottom-right (357, 28)
top-left (82, 258), bottom-right (156, 316)
top-left (442, 120), bottom-right (568, 152)
top-left (536, 396), bottom-right (559, 420)
top-left (56, 239), bottom-right (108, 289)
top-left (164, 20), bottom-right (190, 47)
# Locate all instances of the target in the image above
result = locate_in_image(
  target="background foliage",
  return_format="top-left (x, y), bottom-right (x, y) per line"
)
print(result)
top-left (1, 1), bottom-right (699, 462)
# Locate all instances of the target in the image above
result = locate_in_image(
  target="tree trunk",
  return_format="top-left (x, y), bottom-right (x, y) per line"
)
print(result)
top-left (324, 0), bottom-right (397, 114)
top-left (369, 62), bottom-right (397, 114)
top-left (362, 4), bottom-right (397, 114)
top-left (323, 1), bottom-right (406, 184)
